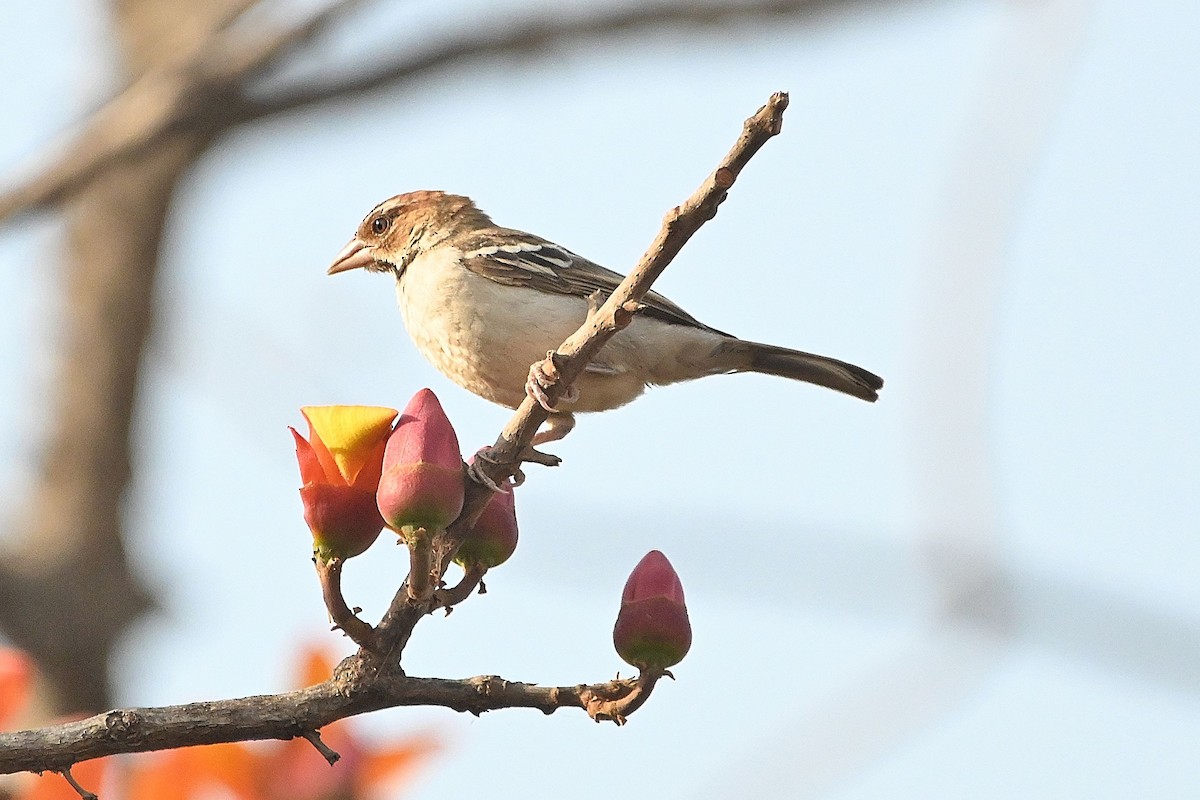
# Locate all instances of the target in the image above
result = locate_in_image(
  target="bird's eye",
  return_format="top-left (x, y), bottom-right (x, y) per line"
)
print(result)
top-left (371, 216), bottom-right (390, 235)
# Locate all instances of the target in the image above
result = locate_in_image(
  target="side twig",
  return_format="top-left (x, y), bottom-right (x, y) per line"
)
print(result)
top-left (300, 729), bottom-right (341, 766)
top-left (314, 557), bottom-right (378, 652)
top-left (59, 765), bottom-right (98, 800)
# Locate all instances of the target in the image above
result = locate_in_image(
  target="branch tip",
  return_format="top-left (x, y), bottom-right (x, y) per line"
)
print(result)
top-left (586, 290), bottom-right (606, 317)
top-left (581, 671), bottom-right (663, 724)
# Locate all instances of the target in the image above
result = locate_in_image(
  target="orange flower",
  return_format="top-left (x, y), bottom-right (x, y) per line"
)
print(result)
top-left (125, 743), bottom-right (258, 800)
top-left (122, 646), bottom-right (439, 800)
top-left (258, 646), bottom-right (440, 800)
top-left (2, 651), bottom-right (111, 800)
top-left (0, 647), bottom-right (32, 730)
top-left (291, 405), bottom-right (398, 561)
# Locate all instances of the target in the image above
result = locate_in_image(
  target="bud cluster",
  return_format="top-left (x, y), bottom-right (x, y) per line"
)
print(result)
top-left (290, 387), bottom-right (690, 694)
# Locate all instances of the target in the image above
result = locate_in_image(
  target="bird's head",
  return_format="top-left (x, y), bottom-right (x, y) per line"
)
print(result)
top-left (327, 190), bottom-right (491, 277)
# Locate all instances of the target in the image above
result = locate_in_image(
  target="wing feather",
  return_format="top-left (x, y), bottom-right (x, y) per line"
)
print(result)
top-left (459, 229), bottom-right (729, 335)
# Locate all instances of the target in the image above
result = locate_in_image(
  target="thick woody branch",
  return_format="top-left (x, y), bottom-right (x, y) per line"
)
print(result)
top-left (0, 669), bottom-right (645, 774)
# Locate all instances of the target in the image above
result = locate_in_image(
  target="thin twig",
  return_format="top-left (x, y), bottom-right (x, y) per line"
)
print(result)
top-left (433, 564), bottom-right (487, 610)
top-left (59, 765), bottom-right (98, 800)
top-left (315, 557), bottom-right (378, 652)
top-left (581, 670), bottom-right (665, 725)
top-left (480, 92), bottom-right (789, 488)
top-left (300, 729), bottom-right (340, 766)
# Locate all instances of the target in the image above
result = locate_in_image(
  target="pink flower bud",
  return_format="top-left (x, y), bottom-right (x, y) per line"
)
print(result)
top-left (613, 550), bottom-right (692, 671)
top-left (455, 474), bottom-right (518, 569)
top-left (377, 389), bottom-right (464, 533)
top-left (291, 405), bottom-right (397, 561)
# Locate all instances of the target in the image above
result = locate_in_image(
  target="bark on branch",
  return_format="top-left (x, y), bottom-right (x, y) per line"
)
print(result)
top-left (0, 668), bottom-right (653, 774)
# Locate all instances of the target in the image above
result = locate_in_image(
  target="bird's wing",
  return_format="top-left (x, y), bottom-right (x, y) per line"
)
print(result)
top-left (458, 229), bottom-right (730, 335)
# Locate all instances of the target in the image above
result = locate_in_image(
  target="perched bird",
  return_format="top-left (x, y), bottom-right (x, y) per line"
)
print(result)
top-left (328, 191), bottom-right (882, 445)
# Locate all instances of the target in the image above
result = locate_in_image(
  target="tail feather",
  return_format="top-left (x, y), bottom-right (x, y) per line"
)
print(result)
top-left (732, 340), bottom-right (883, 402)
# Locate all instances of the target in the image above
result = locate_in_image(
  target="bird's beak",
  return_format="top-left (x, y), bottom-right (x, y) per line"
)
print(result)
top-left (327, 238), bottom-right (376, 275)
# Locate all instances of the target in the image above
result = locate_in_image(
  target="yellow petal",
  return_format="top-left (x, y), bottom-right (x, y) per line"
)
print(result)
top-left (301, 406), bottom-right (398, 484)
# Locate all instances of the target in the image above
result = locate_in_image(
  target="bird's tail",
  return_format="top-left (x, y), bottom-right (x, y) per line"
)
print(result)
top-left (722, 339), bottom-right (883, 402)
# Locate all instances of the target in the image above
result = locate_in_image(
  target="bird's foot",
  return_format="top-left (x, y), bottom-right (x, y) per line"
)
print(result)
top-left (518, 445), bottom-right (562, 469)
top-left (469, 445), bottom-right (562, 490)
top-left (468, 447), bottom-right (520, 491)
top-left (526, 353), bottom-right (579, 411)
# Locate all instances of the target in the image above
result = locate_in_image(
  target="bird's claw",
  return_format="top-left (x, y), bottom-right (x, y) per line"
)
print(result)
top-left (467, 448), bottom-right (523, 491)
top-left (469, 444), bottom-right (560, 491)
top-left (526, 355), bottom-right (578, 411)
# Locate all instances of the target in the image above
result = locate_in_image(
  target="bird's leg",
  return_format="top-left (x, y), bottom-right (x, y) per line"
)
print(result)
top-left (526, 352), bottom-right (579, 411)
top-left (532, 412), bottom-right (576, 447)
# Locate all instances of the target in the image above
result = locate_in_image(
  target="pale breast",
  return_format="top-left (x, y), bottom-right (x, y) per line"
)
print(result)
top-left (394, 247), bottom-right (726, 413)
top-left (396, 248), bottom-right (590, 408)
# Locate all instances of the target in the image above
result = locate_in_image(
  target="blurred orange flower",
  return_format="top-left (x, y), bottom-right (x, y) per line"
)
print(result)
top-left (5, 645), bottom-right (438, 800)
top-left (0, 648), bottom-right (32, 729)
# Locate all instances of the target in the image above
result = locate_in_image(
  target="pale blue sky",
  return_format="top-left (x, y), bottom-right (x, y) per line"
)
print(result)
top-left (1, 1), bottom-right (1197, 798)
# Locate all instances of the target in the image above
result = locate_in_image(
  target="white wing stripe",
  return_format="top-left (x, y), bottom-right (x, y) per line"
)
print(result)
top-left (465, 243), bottom-right (575, 277)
